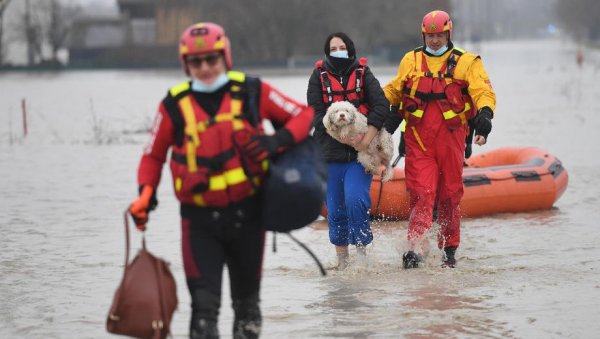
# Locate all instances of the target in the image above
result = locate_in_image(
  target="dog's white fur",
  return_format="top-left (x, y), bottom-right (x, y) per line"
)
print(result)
top-left (323, 101), bottom-right (394, 182)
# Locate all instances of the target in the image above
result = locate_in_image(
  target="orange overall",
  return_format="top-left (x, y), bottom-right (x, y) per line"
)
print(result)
top-left (384, 46), bottom-right (496, 251)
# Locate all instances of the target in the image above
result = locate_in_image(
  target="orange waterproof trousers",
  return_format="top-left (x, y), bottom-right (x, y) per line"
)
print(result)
top-left (403, 102), bottom-right (466, 250)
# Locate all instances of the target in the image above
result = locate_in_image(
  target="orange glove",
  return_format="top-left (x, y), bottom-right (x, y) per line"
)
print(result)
top-left (128, 185), bottom-right (155, 231)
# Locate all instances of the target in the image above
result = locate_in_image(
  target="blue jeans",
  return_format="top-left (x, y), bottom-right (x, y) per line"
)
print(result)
top-left (326, 161), bottom-right (373, 246)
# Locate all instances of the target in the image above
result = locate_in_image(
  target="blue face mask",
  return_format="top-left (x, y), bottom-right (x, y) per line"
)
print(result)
top-left (330, 50), bottom-right (349, 59)
top-left (191, 72), bottom-right (229, 93)
top-left (425, 45), bottom-right (449, 56)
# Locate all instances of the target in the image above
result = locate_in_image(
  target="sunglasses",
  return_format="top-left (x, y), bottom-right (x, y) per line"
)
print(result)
top-left (186, 53), bottom-right (222, 68)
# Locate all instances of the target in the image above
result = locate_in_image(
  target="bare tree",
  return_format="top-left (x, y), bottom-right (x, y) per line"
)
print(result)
top-left (0, 0), bottom-right (11, 65)
top-left (16, 0), bottom-right (44, 65)
top-left (42, 0), bottom-right (81, 64)
top-left (10, 0), bottom-right (80, 66)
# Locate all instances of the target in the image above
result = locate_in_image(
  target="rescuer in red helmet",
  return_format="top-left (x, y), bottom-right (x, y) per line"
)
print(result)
top-left (384, 10), bottom-right (496, 269)
top-left (128, 22), bottom-right (314, 338)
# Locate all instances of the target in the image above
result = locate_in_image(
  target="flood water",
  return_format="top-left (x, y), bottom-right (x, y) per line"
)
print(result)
top-left (1, 39), bottom-right (600, 338)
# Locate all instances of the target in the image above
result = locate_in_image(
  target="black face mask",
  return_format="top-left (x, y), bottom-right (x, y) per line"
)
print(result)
top-left (326, 55), bottom-right (354, 74)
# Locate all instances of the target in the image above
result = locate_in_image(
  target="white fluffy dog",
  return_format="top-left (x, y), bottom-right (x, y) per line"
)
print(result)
top-left (323, 101), bottom-right (394, 182)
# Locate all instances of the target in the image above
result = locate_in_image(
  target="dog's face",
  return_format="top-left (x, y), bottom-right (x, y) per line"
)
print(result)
top-left (324, 101), bottom-right (358, 130)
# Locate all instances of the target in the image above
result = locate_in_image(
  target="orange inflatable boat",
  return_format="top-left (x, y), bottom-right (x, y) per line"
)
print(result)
top-left (334, 147), bottom-right (568, 219)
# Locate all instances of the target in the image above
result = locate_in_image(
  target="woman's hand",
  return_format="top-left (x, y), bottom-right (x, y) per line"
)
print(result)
top-left (354, 125), bottom-right (378, 152)
top-left (339, 134), bottom-right (364, 146)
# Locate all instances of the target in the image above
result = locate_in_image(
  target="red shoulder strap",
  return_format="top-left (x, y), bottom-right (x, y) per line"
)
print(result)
top-left (314, 59), bottom-right (324, 68)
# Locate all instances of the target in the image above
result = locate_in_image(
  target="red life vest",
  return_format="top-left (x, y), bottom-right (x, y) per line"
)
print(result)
top-left (166, 71), bottom-right (268, 208)
top-left (315, 57), bottom-right (370, 114)
top-left (401, 47), bottom-right (476, 130)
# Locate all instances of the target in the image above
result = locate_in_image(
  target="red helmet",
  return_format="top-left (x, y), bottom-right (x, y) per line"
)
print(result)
top-left (178, 22), bottom-right (232, 73)
top-left (421, 10), bottom-right (452, 39)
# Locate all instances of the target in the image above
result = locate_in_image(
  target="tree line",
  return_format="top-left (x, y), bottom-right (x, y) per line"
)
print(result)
top-left (555, 0), bottom-right (600, 41)
top-left (1, 0), bottom-right (598, 68)
top-left (0, 0), bottom-right (80, 67)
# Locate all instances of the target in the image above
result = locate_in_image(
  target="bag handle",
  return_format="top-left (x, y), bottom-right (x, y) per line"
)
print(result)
top-left (122, 210), bottom-right (146, 273)
top-left (123, 210), bottom-right (165, 339)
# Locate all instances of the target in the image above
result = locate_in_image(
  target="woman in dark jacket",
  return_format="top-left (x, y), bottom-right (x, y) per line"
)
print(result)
top-left (307, 32), bottom-right (390, 269)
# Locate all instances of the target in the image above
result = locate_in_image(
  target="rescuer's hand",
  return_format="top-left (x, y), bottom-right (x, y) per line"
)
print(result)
top-left (128, 185), bottom-right (157, 231)
top-left (241, 129), bottom-right (293, 162)
top-left (473, 106), bottom-right (493, 144)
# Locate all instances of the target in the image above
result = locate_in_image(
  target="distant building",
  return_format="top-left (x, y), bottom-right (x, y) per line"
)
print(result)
top-left (68, 0), bottom-right (202, 68)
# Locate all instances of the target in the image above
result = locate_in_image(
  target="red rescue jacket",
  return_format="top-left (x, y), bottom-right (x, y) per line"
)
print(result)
top-left (166, 71), bottom-right (267, 207)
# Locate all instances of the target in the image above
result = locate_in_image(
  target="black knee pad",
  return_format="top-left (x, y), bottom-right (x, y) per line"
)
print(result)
top-left (232, 293), bottom-right (262, 339)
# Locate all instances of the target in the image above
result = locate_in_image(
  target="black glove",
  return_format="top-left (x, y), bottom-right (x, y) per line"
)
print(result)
top-left (240, 129), bottom-right (293, 162)
top-left (398, 132), bottom-right (406, 157)
top-left (465, 143), bottom-right (472, 159)
top-left (473, 106), bottom-right (493, 140)
top-left (465, 119), bottom-right (475, 159)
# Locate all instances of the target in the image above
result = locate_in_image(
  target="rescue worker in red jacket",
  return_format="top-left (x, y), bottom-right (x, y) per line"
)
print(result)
top-left (128, 22), bottom-right (313, 338)
top-left (384, 11), bottom-right (496, 268)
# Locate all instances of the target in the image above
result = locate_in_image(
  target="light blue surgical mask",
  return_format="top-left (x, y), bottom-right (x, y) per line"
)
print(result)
top-left (330, 50), bottom-right (349, 59)
top-left (425, 45), bottom-right (449, 56)
top-left (191, 72), bottom-right (229, 93)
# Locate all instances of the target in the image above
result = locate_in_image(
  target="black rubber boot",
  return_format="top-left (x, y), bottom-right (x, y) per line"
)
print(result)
top-left (232, 293), bottom-right (262, 339)
top-left (442, 247), bottom-right (457, 268)
top-left (402, 251), bottom-right (422, 269)
top-left (190, 290), bottom-right (221, 339)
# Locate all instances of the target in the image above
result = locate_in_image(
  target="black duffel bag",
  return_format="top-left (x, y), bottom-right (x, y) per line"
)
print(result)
top-left (263, 137), bottom-right (327, 232)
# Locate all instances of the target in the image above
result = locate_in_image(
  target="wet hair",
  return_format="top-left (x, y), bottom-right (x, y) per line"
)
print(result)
top-left (323, 32), bottom-right (356, 58)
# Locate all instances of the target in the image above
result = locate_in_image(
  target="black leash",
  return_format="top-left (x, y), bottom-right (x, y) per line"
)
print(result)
top-left (271, 231), bottom-right (326, 276)
top-left (285, 232), bottom-right (327, 276)
top-left (373, 176), bottom-right (385, 218)
top-left (373, 154), bottom-right (403, 218)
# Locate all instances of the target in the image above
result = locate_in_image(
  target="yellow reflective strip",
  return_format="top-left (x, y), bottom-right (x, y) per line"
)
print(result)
top-left (192, 194), bottom-right (206, 206)
top-left (232, 120), bottom-right (244, 130)
top-left (410, 78), bottom-right (421, 98)
top-left (400, 120), bottom-right (406, 133)
top-left (412, 109), bottom-right (424, 118)
top-left (175, 177), bottom-right (182, 191)
top-left (463, 102), bottom-right (471, 113)
top-left (170, 81), bottom-right (190, 97)
top-left (443, 110), bottom-right (458, 119)
top-left (411, 126), bottom-right (427, 152)
top-left (209, 174), bottom-right (227, 191)
top-left (186, 142), bottom-right (197, 172)
top-left (179, 96), bottom-right (199, 172)
top-left (460, 102), bottom-right (471, 124)
top-left (180, 96), bottom-right (200, 146)
top-left (196, 121), bottom-right (208, 132)
top-left (215, 113), bottom-right (235, 122)
top-left (231, 98), bottom-right (242, 114)
top-left (224, 167), bottom-right (247, 185)
top-left (227, 70), bottom-right (246, 83)
top-left (261, 159), bottom-right (269, 172)
top-left (443, 102), bottom-right (471, 124)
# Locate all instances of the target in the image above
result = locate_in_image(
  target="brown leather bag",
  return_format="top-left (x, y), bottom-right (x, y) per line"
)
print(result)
top-left (107, 211), bottom-right (178, 339)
